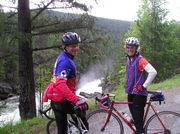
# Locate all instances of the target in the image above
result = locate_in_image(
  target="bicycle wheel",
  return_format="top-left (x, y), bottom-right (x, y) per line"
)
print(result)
top-left (68, 120), bottom-right (82, 134)
top-left (47, 119), bottom-right (58, 134)
top-left (145, 111), bottom-right (180, 134)
top-left (87, 109), bottom-right (124, 134)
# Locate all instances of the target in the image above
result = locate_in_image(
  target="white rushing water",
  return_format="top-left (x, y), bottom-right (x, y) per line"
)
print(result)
top-left (0, 96), bottom-right (20, 126)
top-left (0, 79), bottom-right (102, 126)
top-left (76, 79), bottom-right (102, 95)
top-left (0, 93), bottom-right (41, 127)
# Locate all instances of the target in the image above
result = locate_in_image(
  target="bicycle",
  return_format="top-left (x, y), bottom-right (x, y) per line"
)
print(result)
top-left (39, 105), bottom-right (88, 134)
top-left (87, 90), bottom-right (180, 134)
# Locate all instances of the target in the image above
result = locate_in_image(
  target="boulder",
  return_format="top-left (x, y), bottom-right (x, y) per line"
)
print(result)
top-left (0, 82), bottom-right (16, 100)
top-left (102, 83), bottom-right (117, 94)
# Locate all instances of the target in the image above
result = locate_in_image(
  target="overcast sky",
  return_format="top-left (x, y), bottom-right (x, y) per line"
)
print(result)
top-left (0, 0), bottom-right (180, 21)
top-left (88, 0), bottom-right (180, 21)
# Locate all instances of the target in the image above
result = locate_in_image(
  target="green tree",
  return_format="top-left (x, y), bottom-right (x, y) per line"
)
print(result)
top-left (167, 21), bottom-right (180, 74)
top-left (0, 9), bottom-right (18, 83)
top-left (125, 0), bottom-right (179, 82)
top-left (0, 0), bottom-right (96, 120)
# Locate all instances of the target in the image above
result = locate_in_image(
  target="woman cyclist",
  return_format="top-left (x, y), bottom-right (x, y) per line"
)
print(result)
top-left (124, 37), bottom-right (157, 134)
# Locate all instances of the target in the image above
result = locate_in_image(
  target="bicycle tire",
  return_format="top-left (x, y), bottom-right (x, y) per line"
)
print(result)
top-left (144, 111), bottom-right (180, 134)
top-left (87, 109), bottom-right (124, 134)
top-left (47, 119), bottom-right (82, 134)
top-left (47, 119), bottom-right (57, 134)
top-left (68, 120), bottom-right (82, 134)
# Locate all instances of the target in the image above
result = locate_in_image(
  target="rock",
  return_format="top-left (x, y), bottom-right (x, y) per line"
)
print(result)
top-left (102, 83), bottom-right (117, 94)
top-left (0, 93), bottom-right (13, 100)
top-left (80, 91), bottom-right (102, 99)
top-left (0, 82), bottom-right (16, 100)
top-left (79, 82), bottom-right (117, 99)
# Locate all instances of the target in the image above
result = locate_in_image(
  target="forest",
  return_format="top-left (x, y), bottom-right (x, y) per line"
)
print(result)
top-left (0, 0), bottom-right (180, 122)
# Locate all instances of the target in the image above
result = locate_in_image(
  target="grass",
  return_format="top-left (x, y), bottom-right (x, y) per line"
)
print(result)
top-left (113, 74), bottom-right (180, 100)
top-left (113, 84), bottom-right (127, 100)
top-left (149, 74), bottom-right (180, 90)
top-left (0, 117), bottom-right (48, 134)
top-left (0, 75), bottom-right (180, 133)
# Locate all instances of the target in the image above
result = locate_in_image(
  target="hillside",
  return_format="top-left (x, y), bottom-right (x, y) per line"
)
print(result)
top-left (49, 10), bottom-right (131, 41)
top-left (96, 17), bottom-right (131, 41)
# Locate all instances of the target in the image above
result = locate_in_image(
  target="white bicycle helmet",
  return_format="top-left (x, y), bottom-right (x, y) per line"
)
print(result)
top-left (61, 32), bottom-right (81, 45)
top-left (125, 37), bottom-right (140, 46)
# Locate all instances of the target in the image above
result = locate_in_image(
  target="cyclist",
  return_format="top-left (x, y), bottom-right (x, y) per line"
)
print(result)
top-left (124, 37), bottom-right (157, 134)
top-left (43, 32), bottom-right (89, 134)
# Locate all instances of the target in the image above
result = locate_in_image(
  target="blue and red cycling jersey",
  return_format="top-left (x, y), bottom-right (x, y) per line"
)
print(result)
top-left (43, 50), bottom-right (79, 104)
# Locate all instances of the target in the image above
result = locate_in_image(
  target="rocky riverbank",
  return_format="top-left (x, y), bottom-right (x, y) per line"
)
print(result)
top-left (0, 82), bottom-right (18, 100)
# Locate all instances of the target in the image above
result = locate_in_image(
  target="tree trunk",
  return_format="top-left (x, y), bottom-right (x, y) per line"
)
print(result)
top-left (18, 0), bottom-right (36, 120)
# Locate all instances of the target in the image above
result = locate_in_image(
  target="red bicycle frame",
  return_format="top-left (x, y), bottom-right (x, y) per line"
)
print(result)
top-left (98, 100), bottom-right (168, 133)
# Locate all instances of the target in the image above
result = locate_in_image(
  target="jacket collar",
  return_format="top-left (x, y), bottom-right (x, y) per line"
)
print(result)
top-left (127, 52), bottom-right (140, 63)
top-left (63, 50), bottom-right (74, 59)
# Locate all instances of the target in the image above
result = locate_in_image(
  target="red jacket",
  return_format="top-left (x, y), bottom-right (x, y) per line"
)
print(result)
top-left (43, 51), bottom-right (79, 104)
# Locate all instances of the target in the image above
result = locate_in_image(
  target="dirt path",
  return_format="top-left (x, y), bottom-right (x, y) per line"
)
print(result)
top-left (156, 86), bottom-right (180, 113)
top-left (114, 86), bottom-right (180, 113)
top-left (122, 86), bottom-right (180, 133)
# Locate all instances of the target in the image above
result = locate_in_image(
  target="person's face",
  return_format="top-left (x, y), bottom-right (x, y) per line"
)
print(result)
top-left (65, 44), bottom-right (80, 56)
top-left (126, 45), bottom-right (137, 57)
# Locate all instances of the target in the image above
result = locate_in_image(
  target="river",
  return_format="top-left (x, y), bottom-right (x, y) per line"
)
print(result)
top-left (0, 79), bottom-right (102, 126)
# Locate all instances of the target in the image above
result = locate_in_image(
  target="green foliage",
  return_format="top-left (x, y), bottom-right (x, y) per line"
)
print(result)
top-left (0, 117), bottom-right (47, 134)
top-left (0, 10), bottom-right (18, 82)
top-left (95, 17), bottom-right (131, 42)
top-left (0, 10), bottom-right (4, 35)
top-left (125, 0), bottom-right (180, 82)
top-left (0, 60), bottom-right (4, 78)
top-left (149, 74), bottom-right (180, 90)
top-left (113, 65), bottom-right (127, 100)
top-left (35, 68), bottom-right (52, 92)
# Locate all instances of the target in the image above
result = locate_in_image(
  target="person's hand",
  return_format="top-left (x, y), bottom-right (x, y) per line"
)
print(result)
top-left (75, 99), bottom-right (88, 111)
top-left (135, 85), bottom-right (146, 91)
